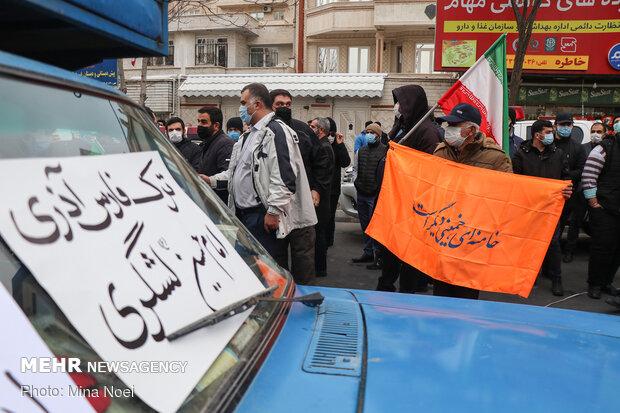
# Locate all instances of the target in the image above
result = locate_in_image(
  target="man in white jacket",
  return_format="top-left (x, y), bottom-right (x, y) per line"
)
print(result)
top-left (201, 83), bottom-right (317, 269)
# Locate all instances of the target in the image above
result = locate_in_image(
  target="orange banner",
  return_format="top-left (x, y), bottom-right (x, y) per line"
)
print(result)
top-left (366, 143), bottom-right (567, 298)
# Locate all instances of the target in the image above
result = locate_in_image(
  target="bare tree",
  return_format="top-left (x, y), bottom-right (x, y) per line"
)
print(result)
top-left (509, 0), bottom-right (543, 105)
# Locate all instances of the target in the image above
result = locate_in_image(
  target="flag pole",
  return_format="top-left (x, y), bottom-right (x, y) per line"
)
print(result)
top-left (397, 104), bottom-right (438, 145)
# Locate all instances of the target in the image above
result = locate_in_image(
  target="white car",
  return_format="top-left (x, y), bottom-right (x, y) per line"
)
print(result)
top-left (514, 119), bottom-right (593, 144)
top-left (339, 166), bottom-right (358, 219)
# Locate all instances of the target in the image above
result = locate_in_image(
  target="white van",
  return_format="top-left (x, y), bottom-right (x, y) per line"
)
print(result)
top-left (514, 120), bottom-right (594, 144)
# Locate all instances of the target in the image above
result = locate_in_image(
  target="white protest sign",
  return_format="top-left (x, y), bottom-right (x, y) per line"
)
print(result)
top-left (0, 152), bottom-right (266, 413)
top-left (0, 285), bottom-right (95, 413)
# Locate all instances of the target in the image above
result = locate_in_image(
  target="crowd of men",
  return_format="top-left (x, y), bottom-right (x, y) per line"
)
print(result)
top-left (151, 82), bottom-right (620, 308)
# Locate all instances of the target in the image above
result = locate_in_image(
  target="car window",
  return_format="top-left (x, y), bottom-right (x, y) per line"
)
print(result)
top-left (0, 74), bottom-right (291, 412)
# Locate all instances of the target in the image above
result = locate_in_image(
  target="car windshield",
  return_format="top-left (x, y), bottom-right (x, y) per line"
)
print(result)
top-left (0, 73), bottom-right (293, 412)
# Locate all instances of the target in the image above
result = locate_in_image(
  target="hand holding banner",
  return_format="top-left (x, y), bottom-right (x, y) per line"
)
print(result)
top-left (367, 143), bottom-right (567, 298)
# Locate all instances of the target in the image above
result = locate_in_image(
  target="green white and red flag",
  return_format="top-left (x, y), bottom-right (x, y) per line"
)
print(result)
top-left (438, 34), bottom-right (509, 152)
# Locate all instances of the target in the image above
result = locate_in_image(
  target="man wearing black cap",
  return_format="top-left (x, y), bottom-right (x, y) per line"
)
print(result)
top-left (433, 103), bottom-right (512, 299)
top-left (554, 113), bottom-right (586, 263)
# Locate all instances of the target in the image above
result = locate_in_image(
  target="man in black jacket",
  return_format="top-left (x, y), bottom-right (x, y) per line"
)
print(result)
top-left (270, 89), bottom-right (331, 283)
top-left (512, 119), bottom-right (573, 296)
top-left (553, 113), bottom-right (586, 263)
top-left (353, 123), bottom-right (387, 263)
top-left (165, 117), bottom-right (201, 170)
top-left (309, 117), bottom-right (335, 277)
top-left (376, 84), bottom-right (441, 292)
top-left (326, 117), bottom-right (351, 247)
top-left (196, 106), bottom-right (234, 203)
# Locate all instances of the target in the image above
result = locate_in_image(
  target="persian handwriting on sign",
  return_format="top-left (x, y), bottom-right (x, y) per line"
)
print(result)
top-left (555, 56), bottom-right (587, 68)
top-left (0, 152), bottom-right (266, 413)
top-left (447, 0), bottom-right (609, 13)
top-left (413, 202), bottom-right (501, 249)
top-left (445, 20), bottom-right (620, 33)
top-left (10, 159), bottom-right (178, 245)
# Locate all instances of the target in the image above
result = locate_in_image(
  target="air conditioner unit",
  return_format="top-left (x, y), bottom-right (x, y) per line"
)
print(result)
top-left (262, 6), bottom-right (272, 12)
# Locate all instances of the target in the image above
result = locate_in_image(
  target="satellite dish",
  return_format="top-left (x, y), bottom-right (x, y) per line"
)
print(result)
top-left (424, 4), bottom-right (436, 20)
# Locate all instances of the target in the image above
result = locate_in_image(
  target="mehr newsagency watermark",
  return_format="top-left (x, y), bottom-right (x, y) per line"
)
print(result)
top-left (18, 357), bottom-right (188, 398)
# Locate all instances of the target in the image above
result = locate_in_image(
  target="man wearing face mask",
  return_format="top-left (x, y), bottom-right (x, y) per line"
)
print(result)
top-left (433, 103), bottom-right (512, 299)
top-left (309, 118), bottom-right (335, 277)
top-left (352, 123), bottom-right (388, 264)
top-left (553, 113), bottom-right (587, 262)
top-left (196, 106), bottom-right (234, 203)
top-left (512, 120), bottom-right (574, 296)
top-left (326, 117), bottom-right (351, 248)
top-left (271, 89), bottom-right (331, 283)
top-left (165, 117), bottom-right (201, 170)
top-left (226, 117), bottom-right (243, 142)
top-left (582, 115), bottom-right (620, 302)
top-left (562, 122), bottom-right (609, 264)
top-left (202, 83), bottom-right (316, 274)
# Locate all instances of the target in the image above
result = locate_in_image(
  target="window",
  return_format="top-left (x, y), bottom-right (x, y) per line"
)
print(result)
top-left (415, 43), bottom-right (435, 74)
top-left (250, 47), bottom-right (279, 68)
top-left (318, 47), bottom-right (339, 73)
top-left (0, 72), bottom-right (292, 413)
top-left (273, 11), bottom-right (285, 20)
top-left (316, 0), bottom-right (337, 5)
top-left (195, 38), bottom-right (228, 67)
top-left (348, 46), bottom-right (369, 73)
top-left (249, 12), bottom-right (265, 20)
top-left (148, 40), bottom-right (174, 66)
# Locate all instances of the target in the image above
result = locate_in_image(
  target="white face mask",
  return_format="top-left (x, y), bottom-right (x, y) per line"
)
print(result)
top-left (444, 126), bottom-right (466, 147)
top-left (328, 135), bottom-right (335, 144)
top-left (393, 102), bottom-right (402, 118)
top-left (590, 132), bottom-right (603, 144)
top-left (168, 130), bottom-right (183, 143)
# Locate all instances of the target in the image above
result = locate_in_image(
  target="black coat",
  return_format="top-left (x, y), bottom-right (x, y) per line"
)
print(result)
top-left (197, 129), bottom-right (234, 203)
top-left (512, 140), bottom-right (570, 180)
top-left (316, 138), bottom-right (335, 223)
top-left (554, 135), bottom-right (586, 183)
top-left (174, 139), bottom-right (201, 170)
top-left (330, 141), bottom-right (351, 196)
top-left (289, 118), bottom-right (332, 196)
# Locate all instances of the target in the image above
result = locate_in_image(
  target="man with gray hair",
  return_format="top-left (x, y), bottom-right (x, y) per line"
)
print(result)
top-left (309, 117), bottom-right (335, 277)
top-left (201, 83), bottom-right (316, 271)
top-left (433, 103), bottom-right (512, 299)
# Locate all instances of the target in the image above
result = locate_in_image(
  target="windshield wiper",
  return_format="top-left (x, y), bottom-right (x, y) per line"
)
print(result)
top-left (167, 287), bottom-right (324, 341)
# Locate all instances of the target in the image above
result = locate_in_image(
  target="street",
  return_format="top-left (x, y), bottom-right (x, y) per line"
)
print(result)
top-left (316, 221), bottom-right (620, 316)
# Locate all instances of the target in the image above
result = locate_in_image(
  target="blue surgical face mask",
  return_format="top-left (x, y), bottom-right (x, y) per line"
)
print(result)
top-left (239, 104), bottom-right (252, 125)
top-left (614, 122), bottom-right (620, 134)
top-left (228, 130), bottom-right (241, 141)
top-left (542, 133), bottom-right (555, 145)
top-left (557, 125), bottom-right (573, 138)
top-left (366, 133), bottom-right (377, 144)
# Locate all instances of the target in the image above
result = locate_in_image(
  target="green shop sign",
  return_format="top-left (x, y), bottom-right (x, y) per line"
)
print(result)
top-left (517, 86), bottom-right (620, 107)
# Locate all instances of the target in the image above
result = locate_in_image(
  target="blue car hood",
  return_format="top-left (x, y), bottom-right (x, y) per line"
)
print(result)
top-left (237, 286), bottom-right (620, 413)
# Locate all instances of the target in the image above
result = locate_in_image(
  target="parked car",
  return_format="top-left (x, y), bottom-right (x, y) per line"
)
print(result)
top-left (339, 166), bottom-right (358, 219)
top-left (514, 119), bottom-right (593, 144)
top-left (2, 2), bottom-right (620, 412)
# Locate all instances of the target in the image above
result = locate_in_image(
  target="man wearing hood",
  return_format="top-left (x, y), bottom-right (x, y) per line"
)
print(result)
top-left (226, 117), bottom-right (243, 142)
top-left (270, 89), bottom-right (331, 283)
top-left (165, 116), bottom-right (201, 170)
top-left (196, 106), bottom-right (234, 203)
top-left (376, 85), bottom-right (442, 293)
top-left (433, 103), bottom-right (512, 299)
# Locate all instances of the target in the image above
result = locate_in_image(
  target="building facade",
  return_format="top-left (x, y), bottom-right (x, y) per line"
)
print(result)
top-left (122, 0), bottom-right (454, 140)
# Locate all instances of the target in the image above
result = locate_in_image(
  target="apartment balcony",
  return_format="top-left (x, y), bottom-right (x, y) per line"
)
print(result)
top-left (169, 12), bottom-right (259, 36)
top-left (373, 0), bottom-right (436, 29)
top-left (306, 1), bottom-right (375, 39)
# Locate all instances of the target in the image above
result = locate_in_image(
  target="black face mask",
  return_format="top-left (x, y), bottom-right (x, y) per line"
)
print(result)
top-left (275, 107), bottom-right (292, 125)
top-left (197, 125), bottom-right (213, 141)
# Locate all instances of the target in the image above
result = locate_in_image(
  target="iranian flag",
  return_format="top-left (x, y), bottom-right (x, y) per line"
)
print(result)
top-left (438, 34), bottom-right (509, 152)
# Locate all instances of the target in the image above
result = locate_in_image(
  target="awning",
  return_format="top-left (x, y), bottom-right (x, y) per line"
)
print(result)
top-left (178, 73), bottom-right (387, 98)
